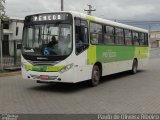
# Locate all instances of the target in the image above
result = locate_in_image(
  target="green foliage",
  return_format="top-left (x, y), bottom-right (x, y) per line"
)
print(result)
top-left (0, 0), bottom-right (8, 20)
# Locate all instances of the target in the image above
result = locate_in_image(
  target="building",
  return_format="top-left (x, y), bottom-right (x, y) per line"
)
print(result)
top-left (150, 31), bottom-right (160, 48)
top-left (2, 17), bottom-right (24, 56)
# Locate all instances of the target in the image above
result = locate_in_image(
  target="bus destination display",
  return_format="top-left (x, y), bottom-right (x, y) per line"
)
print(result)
top-left (30, 13), bottom-right (70, 22)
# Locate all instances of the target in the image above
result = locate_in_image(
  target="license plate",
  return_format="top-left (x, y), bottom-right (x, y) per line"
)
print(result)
top-left (40, 75), bottom-right (49, 80)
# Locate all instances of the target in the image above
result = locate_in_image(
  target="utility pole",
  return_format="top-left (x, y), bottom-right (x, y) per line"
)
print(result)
top-left (0, 0), bottom-right (6, 70)
top-left (61, 0), bottom-right (64, 11)
top-left (84, 5), bottom-right (96, 15)
top-left (0, 19), bottom-right (2, 70)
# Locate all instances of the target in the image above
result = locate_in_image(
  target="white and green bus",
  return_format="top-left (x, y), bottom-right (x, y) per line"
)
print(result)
top-left (21, 11), bottom-right (149, 86)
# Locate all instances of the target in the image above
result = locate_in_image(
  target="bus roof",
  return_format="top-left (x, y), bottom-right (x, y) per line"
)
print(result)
top-left (69, 11), bottom-right (148, 33)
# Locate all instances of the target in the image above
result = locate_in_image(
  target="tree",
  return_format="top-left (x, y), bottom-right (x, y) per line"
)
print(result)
top-left (0, 0), bottom-right (8, 20)
top-left (0, 0), bottom-right (6, 19)
top-left (0, 0), bottom-right (6, 70)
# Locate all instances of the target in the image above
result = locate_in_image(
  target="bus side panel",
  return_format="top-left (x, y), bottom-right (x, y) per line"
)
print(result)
top-left (134, 46), bottom-right (149, 69)
top-left (101, 60), bottom-right (133, 76)
top-left (96, 46), bottom-right (135, 63)
top-left (71, 50), bottom-right (93, 83)
top-left (95, 46), bottom-right (149, 76)
top-left (96, 46), bottom-right (134, 75)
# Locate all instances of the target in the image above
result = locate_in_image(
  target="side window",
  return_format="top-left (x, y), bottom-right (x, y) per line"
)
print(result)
top-left (104, 25), bottom-right (115, 45)
top-left (80, 20), bottom-right (89, 46)
top-left (124, 29), bottom-right (132, 45)
top-left (75, 18), bottom-right (89, 54)
top-left (132, 31), bottom-right (139, 45)
top-left (90, 22), bottom-right (103, 44)
top-left (115, 28), bottom-right (124, 45)
top-left (139, 32), bottom-right (145, 45)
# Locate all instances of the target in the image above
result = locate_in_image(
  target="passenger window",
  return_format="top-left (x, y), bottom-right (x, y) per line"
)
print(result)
top-left (90, 22), bottom-right (103, 44)
top-left (139, 32), bottom-right (145, 45)
top-left (115, 28), bottom-right (124, 45)
top-left (104, 25), bottom-right (115, 45)
top-left (132, 32), bottom-right (139, 45)
top-left (124, 30), bottom-right (132, 45)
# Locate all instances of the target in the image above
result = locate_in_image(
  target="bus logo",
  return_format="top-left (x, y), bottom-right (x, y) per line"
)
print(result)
top-left (102, 50), bottom-right (117, 58)
top-left (43, 48), bottom-right (51, 56)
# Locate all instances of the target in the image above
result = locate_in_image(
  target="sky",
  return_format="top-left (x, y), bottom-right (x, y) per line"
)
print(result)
top-left (5, 0), bottom-right (160, 20)
top-left (4, 0), bottom-right (160, 31)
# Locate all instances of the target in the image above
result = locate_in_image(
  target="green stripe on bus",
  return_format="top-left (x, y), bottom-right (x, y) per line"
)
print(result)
top-left (24, 64), bottom-right (32, 70)
top-left (134, 47), bottom-right (148, 59)
top-left (96, 46), bottom-right (135, 63)
top-left (87, 45), bottom-right (148, 64)
top-left (24, 64), bottom-right (65, 72)
top-left (86, 15), bottom-right (95, 21)
top-left (87, 45), bottom-right (96, 64)
top-left (47, 66), bottom-right (65, 72)
top-left (32, 66), bottom-right (47, 72)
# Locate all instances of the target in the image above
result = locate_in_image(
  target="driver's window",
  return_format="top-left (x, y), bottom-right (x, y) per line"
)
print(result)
top-left (75, 18), bottom-right (89, 54)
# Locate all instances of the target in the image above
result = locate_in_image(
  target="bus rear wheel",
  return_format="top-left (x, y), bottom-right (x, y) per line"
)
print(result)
top-left (90, 65), bottom-right (100, 86)
top-left (131, 59), bottom-right (138, 74)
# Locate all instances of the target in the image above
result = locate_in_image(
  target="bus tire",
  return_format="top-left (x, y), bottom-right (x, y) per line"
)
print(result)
top-left (90, 65), bottom-right (100, 86)
top-left (131, 59), bottom-right (138, 74)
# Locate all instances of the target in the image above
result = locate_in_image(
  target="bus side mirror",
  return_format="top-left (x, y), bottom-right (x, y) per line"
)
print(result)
top-left (17, 44), bottom-right (22, 49)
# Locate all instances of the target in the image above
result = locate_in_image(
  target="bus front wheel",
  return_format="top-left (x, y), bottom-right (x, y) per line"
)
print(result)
top-left (90, 65), bottom-right (100, 86)
top-left (131, 59), bottom-right (138, 74)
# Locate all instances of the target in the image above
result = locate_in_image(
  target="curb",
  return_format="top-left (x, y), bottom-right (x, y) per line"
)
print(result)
top-left (0, 71), bottom-right (21, 77)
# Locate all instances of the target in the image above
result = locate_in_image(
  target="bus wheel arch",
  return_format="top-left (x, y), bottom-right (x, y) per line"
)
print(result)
top-left (131, 58), bottom-right (138, 74)
top-left (90, 62), bottom-right (102, 86)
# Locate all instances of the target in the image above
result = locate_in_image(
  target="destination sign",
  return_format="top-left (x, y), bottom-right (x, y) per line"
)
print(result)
top-left (31, 13), bottom-right (69, 22)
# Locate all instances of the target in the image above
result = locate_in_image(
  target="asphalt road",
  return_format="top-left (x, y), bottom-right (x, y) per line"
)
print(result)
top-left (150, 48), bottom-right (160, 58)
top-left (0, 49), bottom-right (160, 114)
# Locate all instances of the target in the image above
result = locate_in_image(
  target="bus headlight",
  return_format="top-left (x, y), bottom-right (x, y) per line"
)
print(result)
top-left (59, 63), bottom-right (74, 73)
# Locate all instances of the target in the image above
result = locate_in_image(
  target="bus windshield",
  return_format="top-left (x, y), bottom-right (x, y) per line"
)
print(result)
top-left (22, 23), bottom-right (72, 57)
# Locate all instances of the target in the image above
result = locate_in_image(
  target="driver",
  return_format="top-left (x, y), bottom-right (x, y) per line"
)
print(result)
top-left (47, 36), bottom-right (58, 48)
